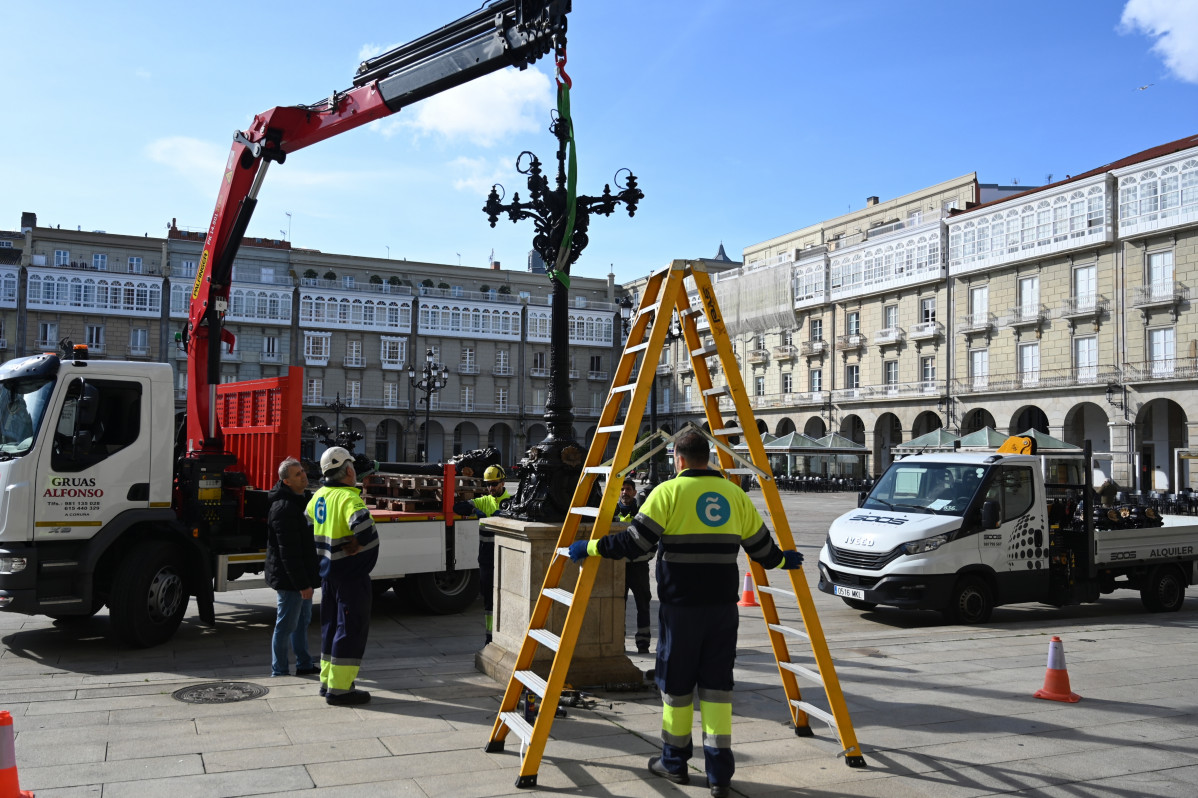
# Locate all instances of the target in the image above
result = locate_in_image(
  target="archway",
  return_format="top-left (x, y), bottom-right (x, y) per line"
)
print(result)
top-left (487, 423), bottom-right (514, 465)
top-left (419, 420), bottom-right (446, 463)
top-left (912, 411), bottom-right (943, 438)
top-left (961, 407), bottom-right (996, 435)
top-left (803, 416), bottom-right (827, 438)
top-left (527, 424), bottom-right (548, 447)
top-left (302, 415), bottom-right (327, 462)
top-left (839, 415), bottom-right (865, 445)
top-left (775, 417), bottom-right (797, 436)
top-left (756, 418), bottom-right (769, 435)
top-left (584, 425), bottom-right (597, 448)
top-left (343, 417), bottom-right (367, 455)
top-left (374, 419), bottom-right (403, 461)
top-left (1136, 398), bottom-right (1189, 492)
top-left (454, 421), bottom-right (481, 456)
top-left (873, 412), bottom-right (903, 475)
top-left (1010, 406), bottom-right (1049, 435)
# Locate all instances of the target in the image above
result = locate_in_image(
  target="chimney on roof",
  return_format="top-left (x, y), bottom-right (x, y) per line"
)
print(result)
top-left (20, 212), bottom-right (35, 233)
top-left (866, 196), bottom-right (879, 207)
top-left (491, 260), bottom-right (500, 269)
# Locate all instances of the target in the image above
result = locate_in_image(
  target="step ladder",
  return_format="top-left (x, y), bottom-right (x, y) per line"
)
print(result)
top-left (484, 259), bottom-right (865, 787)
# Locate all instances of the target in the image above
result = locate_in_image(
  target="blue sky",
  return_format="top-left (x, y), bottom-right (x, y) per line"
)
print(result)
top-left (3, 1), bottom-right (1197, 284)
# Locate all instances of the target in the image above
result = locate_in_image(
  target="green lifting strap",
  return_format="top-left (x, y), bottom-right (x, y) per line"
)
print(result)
top-left (551, 44), bottom-right (576, 289)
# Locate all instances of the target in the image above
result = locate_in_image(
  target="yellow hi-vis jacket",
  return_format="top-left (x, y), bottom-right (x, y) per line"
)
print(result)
top-left (307, 483), bottom-right (379, 580)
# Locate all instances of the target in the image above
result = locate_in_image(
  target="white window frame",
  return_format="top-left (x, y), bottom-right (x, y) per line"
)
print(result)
top-left (1019, 342), bottom-right (1040, 387)
top-left (1074, 335), bottom-right (1097, 383)
top-left (304, 332), bottom-right (331, 365)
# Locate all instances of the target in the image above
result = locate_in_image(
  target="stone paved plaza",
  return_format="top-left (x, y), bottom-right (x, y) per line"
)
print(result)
top-left (3, 491), bottom-right (1198, 797)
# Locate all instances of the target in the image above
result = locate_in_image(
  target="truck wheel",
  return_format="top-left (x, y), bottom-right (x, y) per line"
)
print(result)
top-left (404, 569), bottom-right (480, 614)
top-left (942, 576), bottom-right (993, 624)
top-left (842, 598), bottom-right (878, 611)
top-left (371, 579), bottom-right (396, 599)
top-left (109, 539), bottom-right (189, 647)
top-left (1141, 566), bottom-right (1185, 613)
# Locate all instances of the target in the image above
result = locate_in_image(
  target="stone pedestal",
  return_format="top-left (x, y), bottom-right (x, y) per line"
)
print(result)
top-left (475, 516), bottom-right (644, 687)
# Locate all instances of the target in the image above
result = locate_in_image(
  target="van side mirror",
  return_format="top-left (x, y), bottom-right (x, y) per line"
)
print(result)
top-left (981, 500), bottom-right (1001, 529)
top-left (857, 491), bottom-right (868, 508)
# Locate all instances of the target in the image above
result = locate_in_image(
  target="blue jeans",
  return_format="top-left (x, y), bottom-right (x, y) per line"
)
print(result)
top-left (272, 590), bottom-right (314, 676)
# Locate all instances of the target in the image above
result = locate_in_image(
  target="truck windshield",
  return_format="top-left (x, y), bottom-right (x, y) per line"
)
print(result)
top-left (863, 462), bottom-right (989, 517)
top-left (0, 376), bottom-right (55, 458)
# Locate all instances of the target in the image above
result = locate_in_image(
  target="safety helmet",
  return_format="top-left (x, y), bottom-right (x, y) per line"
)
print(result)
top-left (483, 465), bottom-right (506, 483)
top-left (320, 447), bottom-right (353, 475)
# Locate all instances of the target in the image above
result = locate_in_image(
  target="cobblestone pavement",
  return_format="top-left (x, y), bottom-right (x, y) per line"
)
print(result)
top-left (3, 491), bottom-right (1198, 797)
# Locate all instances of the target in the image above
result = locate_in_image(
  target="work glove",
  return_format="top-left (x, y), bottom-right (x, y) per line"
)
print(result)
top-left (779, 550), bottom-right (804, 570)
top-left (566, 540), bottom-right (590, 563)
top-left (453, 500), bottom-right (479, 518)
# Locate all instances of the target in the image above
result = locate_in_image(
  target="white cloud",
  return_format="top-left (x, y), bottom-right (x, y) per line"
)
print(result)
top-left (370, 67), bottom-right (553, 147)
top-left (449, 156), bottom-right (509, 195)
top-left (358, 41), bottom-right (401, 63)
top-left (134, 68), bottom-right (151, 80)
top-left (145, 136), bottom-right (226, 191)
top-left (1120, 0), bottom-right (1198, 83)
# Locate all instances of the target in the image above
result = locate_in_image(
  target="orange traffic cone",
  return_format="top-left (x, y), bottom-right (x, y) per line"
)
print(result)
top-left (0, 710), bottom-right (34, 797)
top-left (1033, 636), bottom-right (1081, 703)
top-left (736, 572), bottom-right (759, 607)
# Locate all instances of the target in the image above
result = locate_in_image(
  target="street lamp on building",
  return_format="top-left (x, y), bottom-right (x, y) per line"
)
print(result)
top-left (408, 349), bottom-right (448, 463)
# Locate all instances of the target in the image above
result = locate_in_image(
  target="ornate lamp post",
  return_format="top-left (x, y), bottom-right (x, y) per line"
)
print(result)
top-left (312, 392), bottom-right (363, 453)
top-left (408, 348), bottom-right (449, 463)
top-left (484, 112), bottom-right (643, 521)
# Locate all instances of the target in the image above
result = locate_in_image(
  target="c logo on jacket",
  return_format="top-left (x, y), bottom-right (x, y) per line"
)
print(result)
top-left (697, 493), bottom-right (730, 527)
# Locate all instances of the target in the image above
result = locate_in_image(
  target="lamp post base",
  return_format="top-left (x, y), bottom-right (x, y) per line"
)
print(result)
top-left (501, 435), bottom-right (595, 523)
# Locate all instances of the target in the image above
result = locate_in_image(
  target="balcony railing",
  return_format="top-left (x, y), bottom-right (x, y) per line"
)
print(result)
top-left (305, 354), bottom-right (329, 366)
top-left (953, 364), bottom-right (1121, 394)
top-left (1123, 359), bottom-right (1198, 381)
top-left (656, 363), bottom-right (673, 374)
top-left (301, 277), bottom-right (414, 297)
top-left (1061, 294), bottom-right (1108, 320)
top-left (302, 396), bottom-right (412, 410)
top-left (1008, 304), bottom-right (1047, 327)
top-left (530, 367), bottom-right (550, 378)
top-left (343, 356), bottom-right (365, 368)
top-left (747, 348), bottom-right (770, 364)
top-left (772, 344), bottom-right (797, 360)
top-left (128, 345), bottom-right (150, 358)
top-left (835, 333), bottom-right (865, 350)
top-left (908, 321), bottom-right (942, 340)
top-left (260, 351), bottom-right (281, 363)
top-left (874, 327), bottom-right (905, 346)
top-left (587, 370), bottom-right (609, 381)
top-left (492, 365), bottom-right (513, 376)
top-left (800, 339), bottom-right (827, 356)
top-left (957, 312), bottom-right (995, 334)
top-left (568, 369), bottom-right (580, 379)
top-left (1132, 281), bottom-right (1188, 309)
top-left (830, 381), bottom-right (939, 402)
top-left (458, 363), bottom-right (480, 375)
top-left (0, 338), bottom-right (7, 350)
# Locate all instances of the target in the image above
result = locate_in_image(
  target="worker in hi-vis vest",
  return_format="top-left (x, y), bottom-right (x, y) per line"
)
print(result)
top-left (308, 447), bottom-right (379, 706)
top-left (454, 464), bottom-right (511, 644)
top-left (569, 430), bottom-right (802, 798)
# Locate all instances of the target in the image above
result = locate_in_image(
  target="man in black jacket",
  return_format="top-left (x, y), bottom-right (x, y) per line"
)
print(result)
top-left (266, 457), bottom-right (321, 677)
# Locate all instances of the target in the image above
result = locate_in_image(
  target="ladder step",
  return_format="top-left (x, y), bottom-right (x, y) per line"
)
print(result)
top-left (514, 669), bottom-right (549, 698)
top-left (691, 343), bottom-right (718, 358)
top-left (570, 507), bottom-right (600, 518)
top-left (625, 342), bottom-right (651, 354)
top-left (768, 623), bottom-right (811, 641)
top-left (702, 386), bottom-right (729, 397)
top-left (726, 468), bottom-right (758, 475)
top-left (597, 424), bottom-right (624, 434)
top-left (500, 711), bottom-right (534, 745)
top-left (611, 384), bottom-right (636, 395)
top-left (583, 466), bottom-right (611, 475)
top-left (759, 585), bottom-right (796, 600)
top-left (543, 587), bottom-right (573, 607)
top-left (712, 427), bottom-right (742, 437)
top-left (681, 306), bottom-right (703, 318)
top-left (780, 660), bottom-right (824, 685)
top-left (529, 628), bottom-right (561, 652)
top-left (792, 700), bottom-right (838, 729)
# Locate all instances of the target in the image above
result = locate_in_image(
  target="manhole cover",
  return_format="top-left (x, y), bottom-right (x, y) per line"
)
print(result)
top-left (172, 681), bottom-right (269, 704)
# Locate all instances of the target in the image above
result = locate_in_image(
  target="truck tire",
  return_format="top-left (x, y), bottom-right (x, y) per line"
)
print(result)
top-left (371, 579), bottom-right (396, 599)
top-left (1140, 566), bottom-right (1185, 613)
top-left (109, 539), bottom-right (189, 647)
top-left (942, 576), bottom-right (994, 625)
top-left (403, 568), bottom-right (480, 615)
top-left (842, 598), bottom-right (878, 611)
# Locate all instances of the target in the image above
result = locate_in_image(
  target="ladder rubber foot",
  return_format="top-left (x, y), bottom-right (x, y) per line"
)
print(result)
top-left (485, 740), bottom-right (505, 753)
top-left (516, 774), bottom-right (538, 789)
top-left (845, 755), bottom-right (867, 768)
top-left (794, 725), bottom-right (814, 737)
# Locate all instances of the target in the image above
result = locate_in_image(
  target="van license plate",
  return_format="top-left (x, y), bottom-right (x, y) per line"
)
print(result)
top-left (834, 586), bottom-right (865, 600)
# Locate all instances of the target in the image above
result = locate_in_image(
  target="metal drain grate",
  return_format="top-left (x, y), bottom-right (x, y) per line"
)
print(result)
top-left (172, 681), bottom-right (269, 704)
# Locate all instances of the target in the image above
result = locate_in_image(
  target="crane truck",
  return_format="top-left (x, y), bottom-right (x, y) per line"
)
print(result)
top-left (0, 1), bottom-right (571, 646)
top-left (817, 438), bottom-right (1198, 623)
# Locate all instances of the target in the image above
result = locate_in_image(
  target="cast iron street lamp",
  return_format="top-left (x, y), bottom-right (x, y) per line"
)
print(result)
top-left (408, 349), bottom-right (448, 463)
top-left (484, 112), bottom-right (643, 521)
top-left (312, 392), bottom-right (363, 453)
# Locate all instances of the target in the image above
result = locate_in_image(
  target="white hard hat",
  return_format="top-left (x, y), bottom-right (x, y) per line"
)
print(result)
top-left (320, 447), bottom-right (353, 475)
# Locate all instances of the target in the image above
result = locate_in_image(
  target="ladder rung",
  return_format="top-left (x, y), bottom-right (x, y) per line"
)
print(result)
top-left (570, 507), bottom-right (600, 518)
top-left (702, 386), bottom-right (728, 397)
top-left (625, 342), bottom-right (651, 354)
top-left (543, 588), bottom-right (573, 607)
top-left (726, 468), bottom-right (757, 475)
top-left (793, 700), bottom-right (838, 729)
top-left (583, 466), bottom-right (611, 475)
top-left (597, 424), bottom-right (624, 434)
top-left (611, 384), bottom-right (636, 395)
top-left (514, 669), bottom-right (549, 698)
top-left (768, 623), bottom-right (810, 641)
top-left (712, 427), bottom-right (742, 437)
top-left (529, 628), bottom-right (561, 652)
top-left (690, 343), bottom-right (718, 358)
top-left (681, 306), bottom-right (703, 317)
top-left (759, 585), bottom-right (796, 600)
top-left (500, 711), bottom-right (534, 744)
top-left (780, 660), bottom-right (824, 685)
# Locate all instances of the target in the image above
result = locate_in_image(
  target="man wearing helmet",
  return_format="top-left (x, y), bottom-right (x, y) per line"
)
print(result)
top-left (461, 465), bottom-right (511, 644)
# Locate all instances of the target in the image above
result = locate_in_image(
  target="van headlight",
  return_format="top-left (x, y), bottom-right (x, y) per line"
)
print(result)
top-left (901, 534), bottom-right (947, 555)
top-left (0, 556), bottom-right (28, 574)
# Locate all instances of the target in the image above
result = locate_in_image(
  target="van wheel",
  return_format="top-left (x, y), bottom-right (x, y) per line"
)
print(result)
top-left (109, 540), bottom-right (189, 647)
top-left (942, 576), bottom-right (993, 624)
top-left (842, 598), bottom-right (877, 611)
top-left (403, 569), bottom-right (480, 614)
top-left (1141, 566), bottom-right (1185, 612)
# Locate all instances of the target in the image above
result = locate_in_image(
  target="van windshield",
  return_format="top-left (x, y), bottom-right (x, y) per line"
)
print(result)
top-left (863, 462), bottom-right (990, 517)
top-left (0, 376), bottom-right (55, 458)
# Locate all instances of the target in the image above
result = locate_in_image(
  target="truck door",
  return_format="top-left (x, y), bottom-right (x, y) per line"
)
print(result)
top-left (978, 463), bottom-right (1049, 603)
top-left (35, 377), bottom-right (152, 541)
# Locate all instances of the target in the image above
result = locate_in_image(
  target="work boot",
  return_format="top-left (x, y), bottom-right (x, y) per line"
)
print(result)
top-left (326, 689), bottom-right (371, 706)
top-left (707, 778), bottom-right (731, 798)
top-left (648, 756), bottom-right (688, 785)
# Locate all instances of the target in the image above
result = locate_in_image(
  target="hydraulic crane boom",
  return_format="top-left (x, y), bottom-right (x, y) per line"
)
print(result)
top-left (184, 0), bottom-right (569, 457)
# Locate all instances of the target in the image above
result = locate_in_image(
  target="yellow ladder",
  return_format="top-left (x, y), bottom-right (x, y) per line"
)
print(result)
top-left (484, 259), bottom-right (865, 788)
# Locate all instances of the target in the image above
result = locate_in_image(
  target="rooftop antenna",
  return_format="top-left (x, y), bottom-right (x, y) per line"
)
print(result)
top-left (1045, 173), bottom-right (1053, 184)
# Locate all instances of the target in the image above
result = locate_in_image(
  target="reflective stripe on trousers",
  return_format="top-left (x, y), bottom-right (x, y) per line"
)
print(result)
top-left (320, 574), bottom-right (372, 694)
